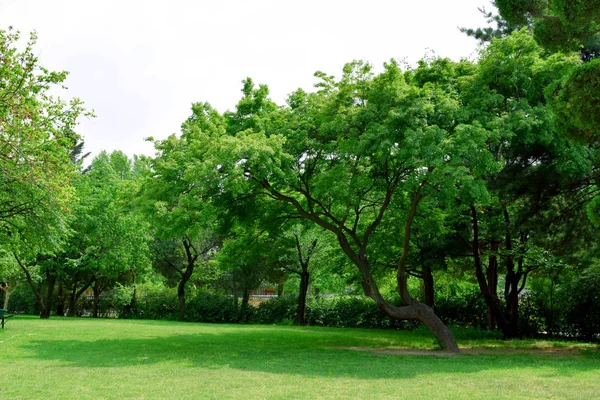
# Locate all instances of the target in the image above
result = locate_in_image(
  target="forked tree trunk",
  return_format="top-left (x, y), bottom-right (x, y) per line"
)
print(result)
top-left (258, 175), bottom-right (459, 352)
top-left (14, 254), bottom-right (48, 319)
top-left (294, 237), bottom-right (317, 326)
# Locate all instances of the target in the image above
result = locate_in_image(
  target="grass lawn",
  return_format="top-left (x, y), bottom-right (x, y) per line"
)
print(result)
top-left (0, 316), bottom-right (598, 399)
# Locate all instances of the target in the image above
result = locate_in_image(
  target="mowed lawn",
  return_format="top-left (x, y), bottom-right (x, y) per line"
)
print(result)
top-left (0, 316), bottom-right (598, 399)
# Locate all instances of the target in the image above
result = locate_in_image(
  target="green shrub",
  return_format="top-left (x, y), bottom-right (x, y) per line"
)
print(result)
top-left (5, 284), bottom-right (39, 314)
top-left (435, 286), bottom-right (488, 329)
top-left (185, 291), bottom-right (238, 323)
top-left (253, 294), bottom-right (297, 324)
top-left (555, 268), bottom-right (600, 340)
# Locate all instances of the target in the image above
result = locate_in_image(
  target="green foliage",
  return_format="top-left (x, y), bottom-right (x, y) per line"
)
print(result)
top-left (5, 283), bottom-right (38, 314)
top-left (0, 28), bottom-right (91, 254)
top-left (185, 291), bottom-right (239, 323)
top-left (115, 283), bottom-right (238, 323)
top-left (547, 58), bottom-right (600, 139)
top-left (253, 294), bottom-right (298, 324)
top-left (556, 266), bottom-right (600, 340)
top-left (435, 284), bottom-right (488, 329)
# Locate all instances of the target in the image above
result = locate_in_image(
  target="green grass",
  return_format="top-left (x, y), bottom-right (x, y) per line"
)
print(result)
top-left (1, 316), bottom-right (598, 399)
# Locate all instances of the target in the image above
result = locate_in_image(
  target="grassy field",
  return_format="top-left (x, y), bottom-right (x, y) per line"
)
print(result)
top-left (0, 316), bottom-right (598, 399)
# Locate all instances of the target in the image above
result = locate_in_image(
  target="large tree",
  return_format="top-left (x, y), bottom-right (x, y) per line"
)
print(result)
top-left (493, 0), bottom-right (600, 140)
top-left (176, 60), bottom-right (502, 352)
top-left (1, 28), bottom-right (91, 317)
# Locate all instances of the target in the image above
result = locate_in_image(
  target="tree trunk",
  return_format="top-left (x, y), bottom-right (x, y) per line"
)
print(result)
top-left (177, 279), bottom-right (187, 321)
top-left (422, 265), bottom-right (435, 309)
top-left (40, 274), bottom-right (56, 319)
top-left (232, 280), bottom-right (239, 310)
top-left (471, 205), bottom-right (515, 338)
top-left (69, 285), bottom-right (78, 317)
top-left (176, 238), bottom-right (198, 322)
top-left (296, 270), bottom-right (310, 325)
top-left (56, 282), bottom-right (65, 316)
top-left (501, 207), bottom-right (520, 338)
top-left (486, 244), bottom-right (499, 330)
top-left (1, 284), bottom-right (15, 310)
top-left (239, 287), bottom-right (250, 323)
top-left (14, 254), bottom-right (48, 318)
top-left (277, 283), bottom-right (284, 297)
top-left (92, 280), bottom-right (100, 318)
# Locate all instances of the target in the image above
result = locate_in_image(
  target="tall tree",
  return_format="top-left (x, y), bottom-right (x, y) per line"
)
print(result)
top-left (140, 104), bottom-right (226, 320)
top-left (178, 61), bottom-right (502, 352)
top-left (493, 1), bottom-right (600, 140)
top-left (458, 29), bottom-right (596, 337)
top-left (1, 28), bottom-right (91, 317)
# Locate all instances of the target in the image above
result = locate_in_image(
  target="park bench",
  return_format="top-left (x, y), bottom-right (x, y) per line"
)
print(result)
top-left (0, 309), bottom-right (13, 329)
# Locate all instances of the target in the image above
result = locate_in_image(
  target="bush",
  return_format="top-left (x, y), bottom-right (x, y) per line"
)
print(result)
top-left (116, 283), bottom-right (178, 320)
top-left (435, 286), bottom-right (488, 329)
top-left (253, 294), bottom-right (297, 324)
top-left (555, 268), bottom-right (600, 341)
top-left (185, 291), bottom-right (238, 323)
top-left (5, 284), bottom-right (39, 314)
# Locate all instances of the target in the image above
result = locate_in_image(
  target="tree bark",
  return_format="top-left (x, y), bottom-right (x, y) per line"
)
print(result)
top-left (40, 274), bottom-right (56, 319)
top-left (422, 265), bottom-right (435, 309)
top-left (471, 205), bottom-right (516, 338)
top-left (486, 243), bottom-right (499, 330)
top-left (294, 236), bottom-right (317, 326)
top-left (69, 278), bottom-right (94, 317)
top-left (92, 279), bottom-right (100, 318)
top-left (297, 270), bottom-right (310, 325)
top-left (501, 207), bottom-right (520, 338)
top-left (259, 175), bottom-right (459, 352)
top-left (56, 282), bottom-right (65, 316)
top-left (239, 287), bottom-right (250, 323)
top-left (176, 237), bottom-right (198, 322)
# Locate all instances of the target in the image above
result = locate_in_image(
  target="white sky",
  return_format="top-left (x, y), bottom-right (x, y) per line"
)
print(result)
top-left (1, 0), bottom-right (490, 160)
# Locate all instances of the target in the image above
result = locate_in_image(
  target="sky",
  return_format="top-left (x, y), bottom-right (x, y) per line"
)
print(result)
top-left (1, 0), bottom-right (491, 161)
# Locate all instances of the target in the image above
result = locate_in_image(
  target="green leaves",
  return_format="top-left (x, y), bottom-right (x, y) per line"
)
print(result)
top-left (0, 28), bottom-right (91, 256)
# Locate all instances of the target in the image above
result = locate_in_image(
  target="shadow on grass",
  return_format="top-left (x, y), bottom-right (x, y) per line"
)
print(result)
top-left (17, 326), bottom-right (600, 380)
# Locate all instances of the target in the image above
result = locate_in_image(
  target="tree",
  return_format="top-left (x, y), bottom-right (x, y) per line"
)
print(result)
top-left (179, 60), bottom-right (505, 352)
top-left (60, 151), bottom-right (151, 317)
top-left (140, 104), bottom-right (226, 320)
top-left (457, 29), bottom-right (596, 337)
top-left (0, 28), bottom-right (91, 317)
top-left (493, 1), bottom-right (600, 140)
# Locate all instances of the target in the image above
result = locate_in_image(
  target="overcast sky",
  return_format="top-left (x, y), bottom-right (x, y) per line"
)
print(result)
top-left (1, 0), bottom-right (491, 160)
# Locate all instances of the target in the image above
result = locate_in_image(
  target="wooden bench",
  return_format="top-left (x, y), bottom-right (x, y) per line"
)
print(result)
top-left (0, 309), bottom-right (13, 329)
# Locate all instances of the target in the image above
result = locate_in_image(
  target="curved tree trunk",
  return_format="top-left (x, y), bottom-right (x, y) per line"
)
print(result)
top-left (258, 174), bottom-right (459, 352)
top-left (14, 254), bottom-right (48, 319)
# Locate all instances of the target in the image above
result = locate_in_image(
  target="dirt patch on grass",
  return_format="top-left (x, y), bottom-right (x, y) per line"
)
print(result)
top-left (339, 345), bottom-right (597, 357)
